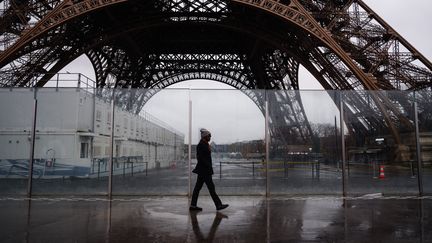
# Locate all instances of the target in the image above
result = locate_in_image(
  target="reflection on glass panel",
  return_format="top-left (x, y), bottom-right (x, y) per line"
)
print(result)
top-left (343, 91), bottom-right (418, 195)
top-left (2, 86), bottom-right (426, 197)
top-left (268, 90), bottom-right (342, 195)
top-left (0, 89), bottom-right (34, 196)
top-left (416, 91), bottom-right (432, 195)
top-left (112, 89), bottom-right (188, 195)
top-left (31, 88), bottom-right (108, 195)
top-left (191, 89), bottom-right (266, 196)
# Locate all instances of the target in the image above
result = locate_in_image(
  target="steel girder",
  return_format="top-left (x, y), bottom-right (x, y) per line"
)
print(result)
top-left (0, 0), bottom-right (431, 149)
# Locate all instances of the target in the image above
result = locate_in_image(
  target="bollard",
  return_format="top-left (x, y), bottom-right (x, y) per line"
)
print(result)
top-left (379, 165), bottom-right (385, 179)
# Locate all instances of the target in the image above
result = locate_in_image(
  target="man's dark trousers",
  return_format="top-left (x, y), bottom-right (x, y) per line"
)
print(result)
top-left (191, 174), bottom-right (222, 207)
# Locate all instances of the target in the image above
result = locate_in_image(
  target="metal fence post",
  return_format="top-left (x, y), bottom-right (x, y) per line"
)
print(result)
top-left (188, 92), bottom-right (192, 198)
top-left (108, 89), bottom-right (115, 199)
top-left (265, 91), bottom-right (270, 197)
top-left (414, 99), bottom-right (424, 196)
top-left (27, 88), bottom-right (38, 198)
top-left (340, 92), bottom-right (347, 197)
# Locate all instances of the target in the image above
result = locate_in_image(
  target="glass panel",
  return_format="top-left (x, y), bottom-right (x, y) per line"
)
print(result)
top-left (268, 90), bottom-right (342, 195)
top-left (416, 90), bottom-right (432, 195)
top-left (343, 91), bottom-right (418, 196)
top-left (190, 89), bottom-right (266, 196)
top-left (112, 89), bottom-right (188, 195)
top-left (32, 87), bottom-right (108, 195)
top-left (0, 89), bottom-right (34, 196)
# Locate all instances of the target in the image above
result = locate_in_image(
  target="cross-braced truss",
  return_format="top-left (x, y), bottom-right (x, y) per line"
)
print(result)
top-left (1, 0), bottom-right (432, 149)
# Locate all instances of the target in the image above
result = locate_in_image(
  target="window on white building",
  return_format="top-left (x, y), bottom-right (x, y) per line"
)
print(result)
top-left (96, 110), bottom-right (102, 121)
top-left (80, 143), bottom-right (89, 158)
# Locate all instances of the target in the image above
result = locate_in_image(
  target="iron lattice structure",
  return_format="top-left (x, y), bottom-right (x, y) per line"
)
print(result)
top-left (1, 0), bottom-right (432, 148)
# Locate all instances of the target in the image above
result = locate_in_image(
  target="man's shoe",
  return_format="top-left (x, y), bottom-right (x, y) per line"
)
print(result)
top-left (189, 206), bottom-right (202, 211)
top-left (216, 204), bottom-right (229, 210)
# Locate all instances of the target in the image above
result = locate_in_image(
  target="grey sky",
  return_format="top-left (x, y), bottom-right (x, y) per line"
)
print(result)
top-left (60, 0), bottom-right (432, 144)
top-left (364, 0), bottom-right (431, 59)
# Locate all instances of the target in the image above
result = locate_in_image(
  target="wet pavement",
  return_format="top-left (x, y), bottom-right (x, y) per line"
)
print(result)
top-left (0, 196), bottom-right (431, 242)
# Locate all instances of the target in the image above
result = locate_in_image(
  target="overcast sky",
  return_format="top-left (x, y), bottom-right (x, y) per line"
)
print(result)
top-left (61, 0), bottom-right (432, 144)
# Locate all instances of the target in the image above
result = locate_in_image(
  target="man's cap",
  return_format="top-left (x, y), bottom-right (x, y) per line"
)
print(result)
top-left (200, 128), bottom-right (211, 138)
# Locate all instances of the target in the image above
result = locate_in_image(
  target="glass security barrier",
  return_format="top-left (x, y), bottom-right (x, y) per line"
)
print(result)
top-left (31, 88), bottom-right (109, 195)
top-left (268, 90), bottom-right (342, 195)
top-left (2, 85), bottom-right (429, 197)
top-left (343, 91), bottom-right (418, 196)
top-left (416, 90), bottom-right (432, 195)
top-left (112, 88), bottom-right (189, 196)
top-left (0, 89), bottom-right (35, 196)
top-left (190, 89), bottom-right (266, 196)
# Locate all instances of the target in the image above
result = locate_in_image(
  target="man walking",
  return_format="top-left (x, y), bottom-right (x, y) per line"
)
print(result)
top-left (190, 128), bottom-right (228, 211)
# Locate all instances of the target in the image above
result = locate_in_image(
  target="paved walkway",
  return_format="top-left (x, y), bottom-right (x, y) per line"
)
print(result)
top-left (0, 196), bottom-right (431, 242)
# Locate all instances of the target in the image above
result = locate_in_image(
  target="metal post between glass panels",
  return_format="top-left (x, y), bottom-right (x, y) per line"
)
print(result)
top-left (108, 90), bottom-right (115, 199)
top-left (414, 100), bottom-right (424, 196)
top-left (26, 89), bottom-right (38, 198)
top-left (188, 97), bottom-right (192, 198)
top-left (265, 92), bottom-right (269, 197)
top-left (340, 92), bottom-right (347, 197)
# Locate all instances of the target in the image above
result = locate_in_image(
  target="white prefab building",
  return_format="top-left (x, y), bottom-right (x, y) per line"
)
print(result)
top-left (0, 88), bottom-right (185, 178)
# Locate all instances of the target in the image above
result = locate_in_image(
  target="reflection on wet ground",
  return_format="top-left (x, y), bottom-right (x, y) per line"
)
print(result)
top-left (0, 196), bottom-right (430, 242)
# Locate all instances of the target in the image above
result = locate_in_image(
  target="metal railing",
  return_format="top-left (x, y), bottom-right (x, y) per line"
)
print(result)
top-left (91, 156), bottom-right (148, 179)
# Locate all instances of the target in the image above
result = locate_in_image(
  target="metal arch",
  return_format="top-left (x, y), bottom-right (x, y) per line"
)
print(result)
top-left (144, 55), bottom-right (254, 89)
top-left (120, 71), bottom-right (262, 115)
top-left (89, 50), bottom-right (257, 89)
top-left (0, 1), bottom-right (422, 91)
top-left (1, 0), bottom-right (427, 93)
top-left (156, 72), bottom-right (250, 90)
top-left (0, 0), bottom-right (387, 91)
top-left (137, 72), bottom-right (314, 146)
top-left (16, 15), bottom-right (299, 89)
top-left (1, 18), bottom-right (299, 88)
top-left (99, 71), bottom-right (268, 120)
top-left (1, 0), bottom-right (431, 91)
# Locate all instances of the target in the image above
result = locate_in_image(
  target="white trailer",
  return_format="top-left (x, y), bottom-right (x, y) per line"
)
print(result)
top-left (0, 88), bottom-right (185, 178)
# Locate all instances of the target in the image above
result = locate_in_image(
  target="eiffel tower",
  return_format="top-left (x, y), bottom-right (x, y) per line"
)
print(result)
top-left (1, 0), bottom-right (431, 158)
